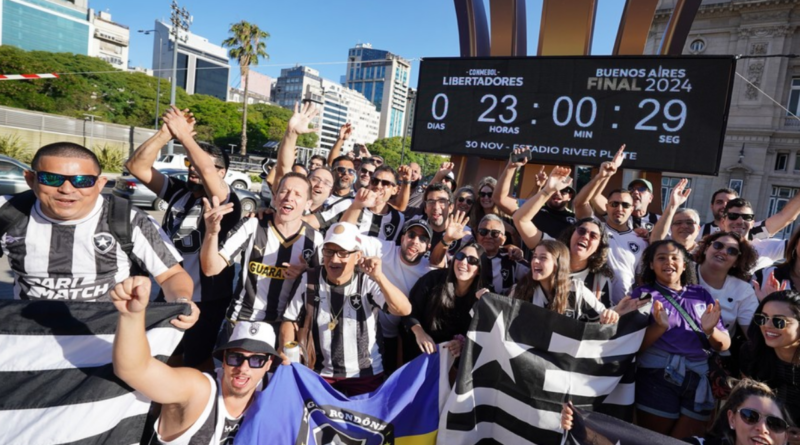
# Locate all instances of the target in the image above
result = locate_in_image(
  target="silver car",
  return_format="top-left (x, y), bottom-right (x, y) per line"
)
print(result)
top-left (0, 155), bottom-right (32, 195)
top-left (112, 168), bottom-right (258, 215)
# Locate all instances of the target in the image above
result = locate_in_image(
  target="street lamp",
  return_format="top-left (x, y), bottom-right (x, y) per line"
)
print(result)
top-left (167, 0), bottom-right (191, 154)
top-left (138, 29), bottom-right (162, 130)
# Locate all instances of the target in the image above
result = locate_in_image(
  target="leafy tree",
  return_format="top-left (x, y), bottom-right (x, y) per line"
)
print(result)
top-left (222, 21), bottom-right (269, 156)
top-left (367, 137), bottom-right (448, 177)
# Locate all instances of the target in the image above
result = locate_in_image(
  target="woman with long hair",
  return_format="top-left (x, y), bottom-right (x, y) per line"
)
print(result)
top-left (453, 186), bottom-right (477, 228)
top-left (634, 240), bottom-right (730, 438)
top-left (513, 167), bottom-right (615, 307)
top-left (403, 242), bottom-right (487, 361)
top-left (695, 231), bottom-right (759, 339)
top-left (563, 378), bottom-right (793, 445)
top-left (475, 176), bottom-right (517, 241)
top-left (509, 239), bottom-right (618, 323)
top-left (741, 290), bottom-right (800, 427)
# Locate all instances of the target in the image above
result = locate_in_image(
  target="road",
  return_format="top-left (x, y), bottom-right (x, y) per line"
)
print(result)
top-left (0, 188), bottom-right (166, 299)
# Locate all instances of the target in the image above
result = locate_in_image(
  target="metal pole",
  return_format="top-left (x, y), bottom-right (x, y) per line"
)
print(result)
top-left (400, 135), bottom-right (406, 165)
top-left (167, 1), bottom-right (191, 155)
top-left (155, 36), bottom-right (162, 129)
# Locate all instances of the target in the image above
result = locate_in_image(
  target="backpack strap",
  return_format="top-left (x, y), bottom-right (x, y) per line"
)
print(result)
top-left (105, 195), bottom-right (147, 276)
top-left (0, 191), bottom-right (37, 258)
top-left (297, 267), bottom-right (322, 370)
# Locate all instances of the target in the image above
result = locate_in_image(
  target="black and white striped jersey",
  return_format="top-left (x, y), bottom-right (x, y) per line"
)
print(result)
top-left (159, 177), bottom-right (241, 302)
top-left (571, 267), bottom-right (613, 308)
top-left (284, 268), bottom-right (387, 378)
top-left (630, 212), bottom-right (660, 232)
top-left (152, 371), bottom-right (244, 445)
top-left (314, 194), bottom-right (354, 232)
top-left (405, 212), bottom-right (474, 257)
top-left (354, 206), bottom-right (405, 242)
top-left (480, 252), bottom-right (530, 296)
top-left (219, 214), bottom-right (323, 322)
top-left (0, 195), bottom-right (182, 301)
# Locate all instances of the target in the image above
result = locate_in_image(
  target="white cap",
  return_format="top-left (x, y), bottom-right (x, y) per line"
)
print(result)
top-left (323, 222), bottom-right (363, 252)
top-left (213, 321), bottom-right (278, 358)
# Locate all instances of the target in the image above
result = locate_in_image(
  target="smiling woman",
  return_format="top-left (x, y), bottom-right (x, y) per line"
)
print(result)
top-left (741, 290), bottom-right (800, 431)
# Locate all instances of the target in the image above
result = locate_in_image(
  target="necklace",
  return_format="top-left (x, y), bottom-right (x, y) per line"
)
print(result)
top-left (328, 294), bottom-right (345, 331)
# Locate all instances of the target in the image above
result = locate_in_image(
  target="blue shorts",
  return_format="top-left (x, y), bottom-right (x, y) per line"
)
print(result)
top-left (635, 366), bottom-right (712, 421)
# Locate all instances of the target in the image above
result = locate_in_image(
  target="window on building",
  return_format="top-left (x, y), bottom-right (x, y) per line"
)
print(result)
top-left (768, 186), bottom-right (800, 239)
top-left (689, 39), bottom-right (706, 53)
top-left (795, 153), bottom-right (800, 172)
top-left (787, 78), bottom-right (800, 117)
top-left (661, 177), bottom-right (692, 211)
top-left (775, 152), bottom-right (789, 171)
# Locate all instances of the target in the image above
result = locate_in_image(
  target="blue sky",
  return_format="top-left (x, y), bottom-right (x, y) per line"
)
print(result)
top-left (93, 0), bottom-right (626, 88)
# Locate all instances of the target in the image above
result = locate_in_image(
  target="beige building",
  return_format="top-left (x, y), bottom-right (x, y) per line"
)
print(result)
top-left (647, 0), bottom-right (800, 239)
top-left (89, 10), bottom-right (129, 69)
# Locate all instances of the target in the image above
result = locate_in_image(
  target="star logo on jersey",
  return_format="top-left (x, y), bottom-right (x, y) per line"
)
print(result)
top-left (628, 242), bottom-right (640, 253)
top-left (644, 222), bottom-right (654, 231)
top-left (349, 294), bottom-right (363, 311)
top-left (303, 248), bottom-right (315, 264)
top-left (566, 217), bottom-right (577, 225)
top-left (383, 223), bottom-right (396, 239)
top-left (93, 233), bottom-right (116, 254)
top-left (501, 269), bottom-right (510, 281)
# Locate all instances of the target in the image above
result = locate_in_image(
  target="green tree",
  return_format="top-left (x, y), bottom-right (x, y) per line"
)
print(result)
top-left (367, 137), bottom-right (448, 177)
top-left (222, 21), bottom-right (269, 156)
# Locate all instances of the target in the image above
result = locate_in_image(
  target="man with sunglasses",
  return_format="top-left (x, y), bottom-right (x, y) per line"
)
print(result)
top-left (111, 275), bottom-right (281, 444)
top-left (127, 105), bottom-right (241, 369)
top-left (1, 142), bottom-right (193, 309)
top-left (281, 222), bottom-right (411, 395)
top-left (494, 149), bottom-right (577, 240)
top-left (303, 156), bottom-right (357, 234)
top-left (354, 158), bottom-right (376, 191)
top-left (473, 214), bottom-right (530, 296)
top-left (720, 198), bottom-right (799, 271)
top-left (340, 167), bottom-right (405, 242)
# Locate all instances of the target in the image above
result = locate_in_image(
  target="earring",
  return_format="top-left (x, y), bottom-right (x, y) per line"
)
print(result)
top-left (730, 424), bottom-right (734, 430)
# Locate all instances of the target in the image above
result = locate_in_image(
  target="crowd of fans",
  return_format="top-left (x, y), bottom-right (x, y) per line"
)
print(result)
top-left (5, 102), bottom-right (800, 443)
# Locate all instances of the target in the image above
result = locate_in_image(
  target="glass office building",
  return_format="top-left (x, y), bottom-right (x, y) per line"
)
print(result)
top-left (1, 0), bottom-right (90, 55)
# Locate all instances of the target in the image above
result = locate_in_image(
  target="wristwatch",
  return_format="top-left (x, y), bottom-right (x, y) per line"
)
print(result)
top-left (441, 238), bottom-right (453, 248)
top-left (398, 180), bottom-right (410, 185)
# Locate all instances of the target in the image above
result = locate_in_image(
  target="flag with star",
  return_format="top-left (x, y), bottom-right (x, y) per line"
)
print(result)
top-left (567, 405), bottom-right (686, 445)
top-left (436, 293), bottom-right (650, 445)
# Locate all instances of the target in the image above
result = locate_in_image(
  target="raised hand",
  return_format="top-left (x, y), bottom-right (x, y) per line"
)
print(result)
top-left (652, 300), bottom-right (669, 328)
top-left (161, 105), bottom-right (195, 141)
top-left (338, 123), bottom-right (353, 140)
top-left (439, 162), bottom-right (455, 174)
top-left (599, 144), bottom-right (626, 178)
top-left (443, 210), bottom-right (470, 243)
top-left (287, 101), bottom-right (320, 135)
top-left (110, 276), bottom-right (151, 315)
top-left (359, 256), bottom-right (383, 280)
top-left (543, 166), bottom-right (573, 194)
top-left (534, 165), bottom-right (548, 188)
top-left (668, 178), bottom-right (691, 210)
top-left (353, 187), bottom-right (377, 209)
top-left (508, 146), bottom-right (530, 168)
top-left (752, 270), bottom-right (788, 301)
top-left (202, 196), bottom-right (235, 237)
top-left (701, 300), bottom-right (722, 335)
top-left (397, 165), bottom-right (412, 182)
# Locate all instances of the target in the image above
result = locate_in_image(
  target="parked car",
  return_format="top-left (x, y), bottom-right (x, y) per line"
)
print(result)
top-left (111, 168), bottom-right (258, 215)
top-left (145, 154), bottom-right (252, 190)
top-left (0, 155), bottom-right (32, 195)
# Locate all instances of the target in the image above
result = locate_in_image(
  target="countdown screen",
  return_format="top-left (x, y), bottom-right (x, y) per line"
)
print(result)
top-left (411, 56), bottom-right (736, 175)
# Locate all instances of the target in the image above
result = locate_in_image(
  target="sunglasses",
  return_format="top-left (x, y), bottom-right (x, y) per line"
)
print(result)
top-left (360, 168), bottom-right (374, 176)
top-left (370, 178), bottom-right (395, 188)
top-left (478, 192), bottom-right (492, 198)
top-left (405, 231), bottom-right (430, 244)
top-left (630, 185), bottom-right (650, 193)
top-left (454, 251), bottom-right (480, 266)
top-left (35, 171), bottom-right (98, 188)
top-left (183, 158), bottom-right (224, 170)
top-left (335, 166), bottom-right (357, 177)
top-left (322, 248), bottom-right (357, 259)
top-left (726, 212), bottom-right (755, 221)
top-left (609, 201), bottom-right (632, 209)
top-left (457, 197), bottom-right (474, 206)
top-left (737, 408), bottom-right (789, 434)
top-left (477, 228), bottom-right (503, 238)
top-left (576, 226), bottom-right (601, 241)
top-left (753, 313), bottom-right (796, 330)
top-left (710, 241), bottom-right (740, 257)
top-left (225, 351), bottom-right (269, 369)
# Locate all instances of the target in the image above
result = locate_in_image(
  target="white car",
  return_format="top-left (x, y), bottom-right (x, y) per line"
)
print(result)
top-left (149, 154), bottom-right (252, 190)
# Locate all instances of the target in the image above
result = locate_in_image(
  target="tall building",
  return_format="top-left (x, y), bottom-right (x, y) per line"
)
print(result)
top-left (228, 71), bottom-right (274, 104)
top-left (88, 10), bottom-right (129, 69)
top-left (0, 0), bottom-right (90, 55)
top-left (274, 65), bottom-right (380, 150)
top-left (152, 20), bottom-right (230, 101)
top-left (404, 87), bottom-right (417, 139)
top-left (345, 43), bottom-right (411, 138)
top-left (646, 0), bottom-right (800, 239)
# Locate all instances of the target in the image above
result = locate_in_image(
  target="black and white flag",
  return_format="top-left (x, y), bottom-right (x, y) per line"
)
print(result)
top-left (0, 300), bottom-right (187, 444)
top-left (437, 294), bottom-right (650, 445)
top-left (567, 406), bottom-right (686, 445)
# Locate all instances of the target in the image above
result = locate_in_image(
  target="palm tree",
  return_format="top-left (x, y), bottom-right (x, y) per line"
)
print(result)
top-left (222, 21), bottom-right (269, 156)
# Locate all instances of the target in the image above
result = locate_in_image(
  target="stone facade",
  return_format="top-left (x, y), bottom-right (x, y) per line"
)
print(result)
top-left (647, 0), bottom-right (800, 239)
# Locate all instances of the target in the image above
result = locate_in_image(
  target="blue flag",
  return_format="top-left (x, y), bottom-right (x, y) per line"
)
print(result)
top-left (238, 352), bottom-right (450, 444)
